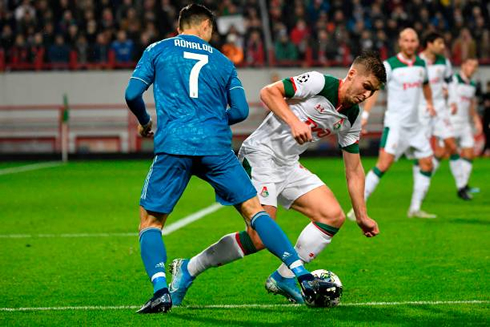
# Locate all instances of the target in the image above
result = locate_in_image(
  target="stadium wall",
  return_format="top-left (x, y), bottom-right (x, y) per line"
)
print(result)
top-left (1, 67), bottom-right (489, 105)
top-left (0, 68), bottom-right (488, 158)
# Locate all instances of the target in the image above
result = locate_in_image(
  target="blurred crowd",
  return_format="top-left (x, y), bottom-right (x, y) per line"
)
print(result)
top-left (0, 0), bottom-right (489, 70)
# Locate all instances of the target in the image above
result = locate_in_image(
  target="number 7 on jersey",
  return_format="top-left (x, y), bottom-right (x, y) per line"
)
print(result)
top-left (184, 51), bottom-right (208, 98)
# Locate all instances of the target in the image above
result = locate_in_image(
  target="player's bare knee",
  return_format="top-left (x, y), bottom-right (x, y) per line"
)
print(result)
top-left (236, 196), bottom-right (263, 223)
top-left (445, 140), bottom-right (457, 155)
top-left (139, 207), bottom-right (165, 230)
top-left (314, 208), bottom-right (345, 228)
top-left (419, 158), bottom-right (433, 172)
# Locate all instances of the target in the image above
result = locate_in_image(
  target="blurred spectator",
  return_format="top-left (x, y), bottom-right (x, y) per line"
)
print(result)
top-left (66, 24), bottom-right (79, 47)
top-left (17, 9), bottom-right (36, 35)
top-left (122, 8), bottom-right (142, 42)
top-left (1, 25), bottom-right (15, 55)
top-left (75, 34), bottom-right (90, 65)
top-left (0, 0), bottom-right (489, 70)
top-left (48, 34), bottom-right (70, 64)
top-left (111, 30), bottom-right (134, 63)
top-left (452, 28), bottom-right (477, 65)
top-left (311, 29), bottom-right (331, 65)
top-left (221, 32), bottom-right (244, 65)
top-left (290, 19), bottom-right (309, 59)
top-left (85, 19), bottom-right (98, 45)
top-left (244, 29), bottom-right (264, 66)
top-left (29, 32), bottom-right (45, 64)
top-left (9, 34), bottom-right (29, 65)
top-left (133, 32), bottom-right (151, 61)
top-left (58, 10), bottom-right (76, 36)
top-left (15, 0), bottom-right (35, 22)
top-left (219, 0), bottom-right (239, 17)
top-left (244, 8), bottom-right (262, 31)
top-left (274, 31), bottom-right (298, 63)
top-left (41, 20), bottom-right (55, 45)
top-left (93, 33), bottom-right (109, 63)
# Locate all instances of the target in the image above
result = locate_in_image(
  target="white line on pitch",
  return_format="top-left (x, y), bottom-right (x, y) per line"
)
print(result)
top-left (162, 203), bottom-right (222, 235)
top-left (0, 203), bottom-right (223, 239)
top-left (0, 162), bottom-right (63, 176)
top-left (0, 300), bottom-right (488, 312)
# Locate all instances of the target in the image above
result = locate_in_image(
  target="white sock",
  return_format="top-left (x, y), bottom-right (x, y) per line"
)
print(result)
top-left (365, 169), bottom-right (382, 200)
top-left (187, 232), bottom-right (244, 277)
top-left (461, 159), bottom-right (473, 187)
top-left (410, 171), bottom-right (432, 212)
top-left (449, 158), bottom-right (465, 189)
top-left (413, 162), bottom-right (420, 177)
top-left (277, 222), bottom-right (333, 278)
top-left (432, 157), bottom-right (441, 175)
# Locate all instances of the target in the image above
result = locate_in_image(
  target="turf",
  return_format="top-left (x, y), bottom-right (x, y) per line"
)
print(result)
top-left (0, 158), bottom-right (489, 326)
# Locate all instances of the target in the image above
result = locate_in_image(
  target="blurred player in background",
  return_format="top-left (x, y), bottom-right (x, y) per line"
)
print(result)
top-left (448, 58), bottom-right (482, 194)
top-left (418, 32), bottom-right (472, 200)
top-left (351, 28), bottom-right (437, 219)
top-left (482, 81), bottom-right (490, 157)
top-left (125, 4), bottom-right (330, 314)
top-left (169, 51), bottom-right (384, 305)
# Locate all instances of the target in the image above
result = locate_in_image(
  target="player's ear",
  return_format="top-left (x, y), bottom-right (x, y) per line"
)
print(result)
top-left (347, 68), bottom-right (356, 80)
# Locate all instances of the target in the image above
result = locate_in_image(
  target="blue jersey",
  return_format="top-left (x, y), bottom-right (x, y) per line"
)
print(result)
top-left (131, 34), bottom-right (243, 156)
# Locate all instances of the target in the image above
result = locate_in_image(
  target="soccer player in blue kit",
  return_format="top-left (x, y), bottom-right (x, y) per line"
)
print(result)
top-left (125, 4), bottom-right (337, 314)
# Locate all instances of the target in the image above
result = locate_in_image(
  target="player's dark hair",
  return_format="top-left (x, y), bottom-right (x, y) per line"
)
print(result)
top-left (423, 32), bottom-right (443, 47)
top-left (462, 57), bottom-right (478, 63)
top-left (178, 4), bottom-right (215, 31)
top-left (353, 50), bottom-right (387, 85)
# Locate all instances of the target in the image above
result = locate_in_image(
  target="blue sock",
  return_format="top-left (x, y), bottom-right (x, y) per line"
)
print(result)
top-left (139, 227), bottom-right (167, 294)
top-left (250, 211), bottom-right (308, 277)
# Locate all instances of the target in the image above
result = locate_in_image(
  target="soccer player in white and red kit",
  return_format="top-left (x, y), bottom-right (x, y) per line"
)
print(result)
top-left (357, 28), bottom-right (437, 219)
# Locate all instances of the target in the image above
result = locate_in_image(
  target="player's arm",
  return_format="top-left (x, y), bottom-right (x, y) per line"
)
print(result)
top-left (226, 69), bottom-right (249, 125)
top-left (260, 81), bottom-right (312, 144)
top-left (423, 83), bottom-right (436, 117)
top-left (422, 63), bottom-right (436, 116)
top-left (126, 45), bottom-right (155, 138)
top-left (469, 98), bottom-right (483, 135)
top-left (125, 78), bottom-right (153, 138)
top-left (342, 150), bottom-right (379, 238)
top-left (448, 76), bottom-right (458, 115)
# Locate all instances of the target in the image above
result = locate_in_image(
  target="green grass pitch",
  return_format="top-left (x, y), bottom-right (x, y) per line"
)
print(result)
top-left (0, 158), bottom-right (489, 326)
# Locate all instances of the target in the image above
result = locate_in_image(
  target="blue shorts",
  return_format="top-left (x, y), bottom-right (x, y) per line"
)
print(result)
top-left (139, 151), bottom-right (257, 214)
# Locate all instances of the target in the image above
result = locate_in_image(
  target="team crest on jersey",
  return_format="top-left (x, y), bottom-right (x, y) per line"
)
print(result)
top-left (333, 118), bottom-right (345, 130)
top-left (260, 186), bottom-right (269, 198)
top-left (314, 104), bottom-right (325, 113)
top-left (297, 73), bottom-right (310, 84)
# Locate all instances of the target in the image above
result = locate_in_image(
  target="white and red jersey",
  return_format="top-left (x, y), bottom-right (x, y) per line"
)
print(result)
top-left (383, 53), bottom-right (429, 128)
top-left (418, 53), bottom-right (452, 111)
top-left (240, 71), bottom-right (361, 165)
top-left (449, 73), bottom-right (477, 126)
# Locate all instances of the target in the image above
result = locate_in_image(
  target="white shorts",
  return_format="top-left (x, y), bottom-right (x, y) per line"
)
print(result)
top-left (419, 104), bottom-right (454, 140)
top-left (419, 113), bottom-right (432, 140)
top-left (432, 110), bottom-right (455, 140)
top-left (238, 151), bottom-right (324, 209)
top-left (381, 124), bottom-right (433, 161)
top-left (452, 122), bottom-right (475, 148)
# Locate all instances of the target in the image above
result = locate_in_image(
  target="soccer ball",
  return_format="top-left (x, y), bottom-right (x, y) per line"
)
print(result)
top-left (307, 269), bottom-right (343, 308)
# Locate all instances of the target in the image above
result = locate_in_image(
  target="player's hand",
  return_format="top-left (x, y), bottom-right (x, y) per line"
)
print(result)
top-left (450, 104), bottom-right (458, 115)
top-left (290, 120), bottom-right (313, 145)
top-left (356, 216), bottom-right (379, 238)
top-left (474, 119), bottom-right (483, 136)
top-left (427, 103), bottom-right (436, 117)
top-left (442, 88), bottom-right (448, 100)
top-left (138, 120), bottom-right (154, 138)
top-left (361, 117), bottom-right (368, 135)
